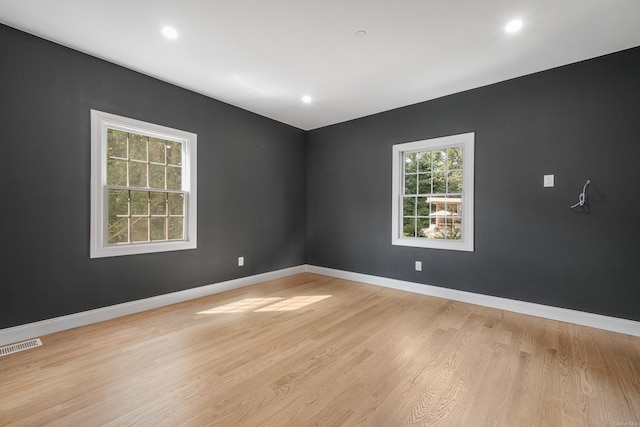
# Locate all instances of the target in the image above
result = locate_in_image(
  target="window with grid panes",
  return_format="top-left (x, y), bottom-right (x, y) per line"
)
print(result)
top-left (90, 110), bottom-right (197, 258)
top-left (391, 133), bottom-right (474, 251)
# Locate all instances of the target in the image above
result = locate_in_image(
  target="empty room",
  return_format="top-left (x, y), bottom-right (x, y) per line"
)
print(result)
top-left (1, 1), bottom-right (639, 426)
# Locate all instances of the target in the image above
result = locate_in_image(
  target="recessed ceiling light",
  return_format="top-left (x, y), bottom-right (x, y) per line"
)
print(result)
top-left (505, 19), bottom-right (523, 33)
top-left (302, 95), bottom-right (313, 104)
top-left (161, 26), bottom-right (178, 40)
top-left (355, 30), bottom-right (367, 38)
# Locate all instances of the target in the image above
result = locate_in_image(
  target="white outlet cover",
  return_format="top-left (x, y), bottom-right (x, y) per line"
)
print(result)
top-left (415, 261), bottom-right (422, 271)
top-left (544, 174), bottom-right (554, 187)
top-left (238, 256), bottom-right (244, 266)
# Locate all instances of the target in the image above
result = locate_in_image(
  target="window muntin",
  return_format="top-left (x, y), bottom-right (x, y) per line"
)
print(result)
top-left (106, 130), bottom-right (185, 244)
top-left (392, 133), bottom-right (474, 251)
top-left (402, 147), bottom-right (463, 240)
top-left (91, 110), bottom-right (197, 258)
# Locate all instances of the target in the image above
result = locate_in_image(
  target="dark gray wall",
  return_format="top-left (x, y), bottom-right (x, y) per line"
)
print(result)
top-left (2, 22), bottom-right (639, 330)
top-left (306, 47), bottom-right (640, 321)
top-left (0, 24), bottom-right (306, 329)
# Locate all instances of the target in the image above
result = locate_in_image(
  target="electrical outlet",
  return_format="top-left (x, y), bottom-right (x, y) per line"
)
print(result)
top-left (415, 261), bottom-right (422, 271)
top-left (238, 256), bottom-right (244, 267)
top-left (543, 174), bottom-right (554, 187)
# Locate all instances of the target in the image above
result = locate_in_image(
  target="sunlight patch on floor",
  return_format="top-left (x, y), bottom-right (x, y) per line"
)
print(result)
top-left (198, 295), bottom-right (332, 314)
top-left (197, 297), bottom-right (284, 314)
top-left (254, 295), bottom-right (332, 312)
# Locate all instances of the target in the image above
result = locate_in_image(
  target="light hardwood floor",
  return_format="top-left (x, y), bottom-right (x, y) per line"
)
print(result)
top-left (1, 273), bottom-right (639, 426)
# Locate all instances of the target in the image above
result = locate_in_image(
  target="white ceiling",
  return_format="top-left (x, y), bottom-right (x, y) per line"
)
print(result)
top-left (1, 0), bottom-right (640, 130)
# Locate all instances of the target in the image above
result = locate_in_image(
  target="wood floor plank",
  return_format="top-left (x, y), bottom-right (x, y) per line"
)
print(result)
top-left (1, 273), bottom-right (638, 426)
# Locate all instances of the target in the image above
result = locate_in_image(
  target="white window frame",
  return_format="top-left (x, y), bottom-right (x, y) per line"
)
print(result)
top-left (392, 132), bottom-right (474, 251)
top-left (90, 110), bottom-right (197, 258)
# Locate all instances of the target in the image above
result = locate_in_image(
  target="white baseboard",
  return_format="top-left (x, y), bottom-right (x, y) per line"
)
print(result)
top-left (0, 265), bottom-right (306, 347)
top-left (305, 265), bottom-right (640, 337)
top-left (3, 264), bottom-right (637, 347)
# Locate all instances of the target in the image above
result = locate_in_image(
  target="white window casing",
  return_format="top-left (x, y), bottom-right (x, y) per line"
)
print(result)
top-left (392, 132), bottom-right (474, 251)
top-left (90, 110), bottom-right (197, 258)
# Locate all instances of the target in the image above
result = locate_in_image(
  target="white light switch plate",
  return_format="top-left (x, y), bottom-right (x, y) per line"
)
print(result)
top-left (544, 174), bottom-right (554, 187)
top-left (415, 261), bottom-right (422, 271)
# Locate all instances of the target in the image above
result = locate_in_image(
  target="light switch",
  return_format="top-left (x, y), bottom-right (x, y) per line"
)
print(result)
top-left (544, 174), bottom-right (554, 187)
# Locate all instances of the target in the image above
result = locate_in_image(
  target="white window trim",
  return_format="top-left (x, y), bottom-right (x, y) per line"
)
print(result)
top-left (90, 110), bottom-right (197, 258)
top-left (391, 132), bottom-right (474, 251)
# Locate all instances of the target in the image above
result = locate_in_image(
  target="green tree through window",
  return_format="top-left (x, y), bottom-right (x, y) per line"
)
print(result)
top-left (402, 146), bottom-right (463, 240)
top-left (106, 130), bottom-right (185, 244)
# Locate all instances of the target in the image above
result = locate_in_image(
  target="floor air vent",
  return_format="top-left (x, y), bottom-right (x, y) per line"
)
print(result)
top-left (0, 338), bottom-right (43, 357)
